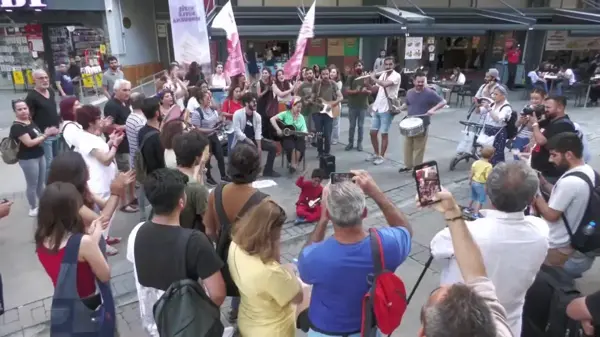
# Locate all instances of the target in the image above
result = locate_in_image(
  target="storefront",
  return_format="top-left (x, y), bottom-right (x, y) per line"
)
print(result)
top-left (0, 0), bottom-right (107, 92)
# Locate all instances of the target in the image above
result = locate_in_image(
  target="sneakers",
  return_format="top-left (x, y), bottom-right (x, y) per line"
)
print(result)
top-left (28, 208), bottom-right (38, 217)
top-left (345, 144), bottom-right (354, 151)
top-left (366, 153), bottom-right (378, 162)
top-left (373, 157), bottom-right (384, 165)
top-left (356, 144), bottom-right (363, 151)
top-left (295, 217), bottom-right (306, 225)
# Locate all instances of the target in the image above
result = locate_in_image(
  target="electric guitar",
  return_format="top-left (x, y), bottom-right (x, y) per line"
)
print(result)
top-left (316, 98), bottom-right (341, 119)
top-left (308, 197), bottom-right (321, 208)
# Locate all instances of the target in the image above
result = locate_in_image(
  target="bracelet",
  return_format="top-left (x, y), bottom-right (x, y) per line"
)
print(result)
top-left (445, 216), bottom-right (464, 222)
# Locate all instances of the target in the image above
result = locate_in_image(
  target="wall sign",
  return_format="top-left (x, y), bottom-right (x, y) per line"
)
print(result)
top-left (1, 0), bottom-right (47, 9)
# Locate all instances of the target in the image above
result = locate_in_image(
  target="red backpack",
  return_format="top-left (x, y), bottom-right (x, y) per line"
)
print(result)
top-left (360, 228), bottom-right (408, 337)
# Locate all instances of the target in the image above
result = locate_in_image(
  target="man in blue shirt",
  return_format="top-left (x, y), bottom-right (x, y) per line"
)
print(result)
top-left (298, 170), bottom-right (413, 336)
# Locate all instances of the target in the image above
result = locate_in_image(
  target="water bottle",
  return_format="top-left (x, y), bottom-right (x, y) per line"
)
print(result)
top-left (582, 221), bottom-right (596, 236)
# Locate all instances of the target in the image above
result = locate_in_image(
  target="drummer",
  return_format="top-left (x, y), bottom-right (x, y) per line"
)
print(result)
top-left (398, 72), bottom-right (446, 173)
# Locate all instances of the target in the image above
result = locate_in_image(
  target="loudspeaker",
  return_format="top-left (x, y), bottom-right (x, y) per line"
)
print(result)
top-left (319, 154), bottom-right (336, 176)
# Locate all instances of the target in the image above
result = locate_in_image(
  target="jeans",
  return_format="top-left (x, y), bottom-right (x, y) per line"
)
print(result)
top-left (511, 136), bottom-right (530, 160)
top-left (137, 184), bottom-right (148, 221)
top-left (563, 251), bottom-right (596, 278)
top-left (312, 113), bottom-right (333, 155)
top-left (206, 133), bottom-right (227, 178)
top-left (42, 136), bottom-right (58, 179)
top-left (370, 112), bottom-right (393, 134)
top-left (227, 132), bottom-right (235, 159)
top-left (331, 116), bottom-right (340, 143)
top-left (348, 107), bottom-right (366, 146)
top-left (18, 156), bottom-right (46, 209)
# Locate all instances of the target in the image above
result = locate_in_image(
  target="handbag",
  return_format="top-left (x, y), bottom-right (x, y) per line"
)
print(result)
top-left (475, 105), bottom-right (506, 147)
top-left (382, 73), bottom-right (402, 116)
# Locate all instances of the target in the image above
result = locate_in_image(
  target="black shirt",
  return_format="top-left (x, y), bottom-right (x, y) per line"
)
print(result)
top-left (585, 290), bottom-right (600, 325)
top-left (9, 122), bottom-right (44, 160)
top-left (134, 222), bottom-right (224, 291)
top-left (531, 116), bottom-right (577, 179)
top-left (103, 98), bottom-right (131, 154)
top-left (138, 125), bottom-right (164, 174)
top-left (25, 89), bottom-right (59, 132)
top-left (68, 64), bottom-right (81, 84)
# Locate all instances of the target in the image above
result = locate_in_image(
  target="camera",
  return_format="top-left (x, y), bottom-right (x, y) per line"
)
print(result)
top-left (521, 104), bottom-right (545, 119)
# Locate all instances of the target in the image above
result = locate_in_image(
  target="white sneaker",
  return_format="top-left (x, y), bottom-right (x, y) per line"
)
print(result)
top-left (366, 154), bottom-right (377, 162)
top-left (373, 157), bottom-right (385, 165)
top-left (28, 208), bottom-right (38, 217)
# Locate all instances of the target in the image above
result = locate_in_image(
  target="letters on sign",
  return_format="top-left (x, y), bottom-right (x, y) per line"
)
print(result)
top-left (0, 0), bottom-right (47, 9)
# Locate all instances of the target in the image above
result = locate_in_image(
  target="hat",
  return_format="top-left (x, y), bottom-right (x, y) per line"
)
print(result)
top-left (286, 96), bottom-right (303, 109)
top-left (486, 68), bottom-right (500, 81)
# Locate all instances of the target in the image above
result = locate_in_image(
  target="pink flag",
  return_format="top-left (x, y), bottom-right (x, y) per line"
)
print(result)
top-left (211, 1), bottom-right (245, 77)
top-left (283, 1), bottom-right (316, 80)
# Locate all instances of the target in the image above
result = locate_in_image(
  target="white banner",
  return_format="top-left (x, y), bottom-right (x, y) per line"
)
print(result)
top-left (168, 0), bottom-right (211, 66)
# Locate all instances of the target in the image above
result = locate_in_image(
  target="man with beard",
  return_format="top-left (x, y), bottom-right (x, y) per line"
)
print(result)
top-left (295, 68), bottom-right (316, 133)
top-left (102, 56), bottom-right (125, 99)
top-left (344, 60), bottom-right (372, 152)
top-left (529, 95), bottom-right (577, 184)
top-left (232, 92), bottom-right (279, 177)
top-left (310, 68), bottom-right (343, 157)
top-left (138, 97), bottom-right (166, 176)
top-left (533, 132), bottom-right (597, 277)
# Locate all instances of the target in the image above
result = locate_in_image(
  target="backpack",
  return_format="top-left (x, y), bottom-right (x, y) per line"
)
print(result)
top-left (559, 171), bottom-right (600, 253)
top-left (153, 229), bottom-right (224, 337)
top-left (135, 130), bottom-right (159, 183)
top-left (214, 183), bottom-right (268, 296)
top-left (0, 137), bottom-right (18, 165)
top-left (361, 228), bottom-right (408, 337)
top-left (501, 104), bottom-right (519, 140)
top-left (55, 122), bottom-right (79, 154)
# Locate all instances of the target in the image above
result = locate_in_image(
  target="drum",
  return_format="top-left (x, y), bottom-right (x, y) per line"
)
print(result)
top-left (399, 117), bottom-right (425, 137)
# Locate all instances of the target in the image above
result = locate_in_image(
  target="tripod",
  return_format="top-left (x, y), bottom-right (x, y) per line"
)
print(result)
top-left (407, 255), bottom-right (434, 304)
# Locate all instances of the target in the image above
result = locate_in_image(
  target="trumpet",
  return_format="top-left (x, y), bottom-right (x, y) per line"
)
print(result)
top-left (354, 69), bottom-right (393, 80)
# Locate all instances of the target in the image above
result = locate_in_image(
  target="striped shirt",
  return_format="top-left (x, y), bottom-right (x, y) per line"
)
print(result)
top-left (125, 112), bottom-right (147, 168)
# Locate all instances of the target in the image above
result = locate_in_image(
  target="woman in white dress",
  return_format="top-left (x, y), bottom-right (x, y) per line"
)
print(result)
top-left (210, 63), bottom-right (230, 107)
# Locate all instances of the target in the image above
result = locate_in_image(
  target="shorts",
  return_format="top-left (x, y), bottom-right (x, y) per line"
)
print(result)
top-left (370, 111), bottom-right (392, 134)
top-left (115, 153), bottom-right (130, 171)
top-left (470, 182), bottom-right (486, 204)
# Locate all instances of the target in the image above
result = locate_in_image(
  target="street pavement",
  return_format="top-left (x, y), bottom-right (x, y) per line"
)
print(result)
top-left (1, 91), bottom-right (600, 336)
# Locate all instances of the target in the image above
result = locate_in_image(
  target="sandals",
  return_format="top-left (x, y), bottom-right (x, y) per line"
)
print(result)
top-left (120, 205), bottom-right (139, 213)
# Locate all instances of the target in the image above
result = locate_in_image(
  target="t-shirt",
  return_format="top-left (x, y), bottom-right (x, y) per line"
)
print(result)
top-left (76, 131), bottom-right (117, 195)
top-left (57, 71), bottom-right (74, 96)
top-left (311, 80), bottom-right (338, 115)
top-left (228, 241), bottom-right (299, 337)
top-left (531, 116), bottom-right (577, 179)
top-left (372, 71), bottom-right (401, 113)
top-left (456, 73), bottom-right (466, 85)
top-left (68, 65), bottom-right (81, 84)
top-left (137, 125), bottom-right (164, 175)
top-left (344, 75), bottom-right (370, 109)
top-left (298, 227), bottom-right (412, 334)
top-left (563, 69), bottom-right (576, 85)
top-left (297, 81), bottom-right (314, 116)
top-left (104, 98), bottom-right (131, 154)
top-left (186, 97), bottom-right (200, 112)
top-left (547, 164), bottom-right (595, 249)
top-left (469, 277), bottom-right (514, 337)
top-left (25, 89), bottom-right (59, 132)
top-left (406, 88), bottom-right (443, 127)
top-left (9, 122), bottom-right (44, 160)
top-left (61, 121), bottom-right (83, 150)
top-left (471, 159), bottom-right (492, 184)
top-left (278, 110), bottom-right (307, 133)
top-left (180, 181), bottom-right (209, 232)
top-left (102, 69), bottom-right (124, 96)
top-left (133, 221), bottom-right (224, 292)
top-left (295, 176), bottom-right (322, 206)
top-left (125, 112), bottom-right (147, 167)
top-left (204, 184), bottom-right (260, 237)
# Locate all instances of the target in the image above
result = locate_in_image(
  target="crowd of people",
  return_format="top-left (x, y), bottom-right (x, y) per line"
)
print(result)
top-left (1, 52), bottom-right (600, 337)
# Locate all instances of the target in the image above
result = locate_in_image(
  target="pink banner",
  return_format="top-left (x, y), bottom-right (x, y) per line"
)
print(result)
top-left (211, 1), bottom-right (245, 77)
top-left (283, 2), bottom-right (315, 80)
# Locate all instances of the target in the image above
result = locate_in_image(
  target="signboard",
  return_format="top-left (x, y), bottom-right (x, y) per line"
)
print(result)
top-left (545, 31), bottom-right (600, 51)
top-left (169, 0), bottom-right (211, 65)
top-left (404, 37), bottom-right (423, 60)
top-left (0, 0), bottom-right (47, 9)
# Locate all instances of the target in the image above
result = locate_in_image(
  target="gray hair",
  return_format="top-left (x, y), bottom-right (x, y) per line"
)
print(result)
top-left (113, 79), bottom-right (131, 91)
top-left (32, 69), bottom-right (47, 79)
top-left (130, 92), bottom-right (146, 110)
top-left (325, 181), bottom-right (366, 228)
top-left (486, 161), bottom-right (539, 212)
top-left (422, 284), bottom-right (496, 337)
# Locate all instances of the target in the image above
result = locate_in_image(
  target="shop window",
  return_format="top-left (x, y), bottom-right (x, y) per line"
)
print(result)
top-left (245, 40), bottom-right (291, 72)
top-left (0, 25), bottom-right (36, 91)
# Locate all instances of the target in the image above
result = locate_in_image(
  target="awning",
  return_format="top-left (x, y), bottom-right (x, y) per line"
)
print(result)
top-left (208, 6), bottom-right (600, 38)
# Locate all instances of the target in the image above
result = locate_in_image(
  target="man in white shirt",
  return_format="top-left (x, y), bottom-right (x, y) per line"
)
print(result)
top-left (431, 161), bottom-right (548, 337)
top-left (533, 132), bottom-right (597, 277)
top-left (367, 56), bottom-right (401, 166)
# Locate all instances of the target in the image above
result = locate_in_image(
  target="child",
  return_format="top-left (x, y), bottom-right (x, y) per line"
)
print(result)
top-left (468, 146), bottom-right (494, 217)
top-left (295, 168), bottom-right (325, 224)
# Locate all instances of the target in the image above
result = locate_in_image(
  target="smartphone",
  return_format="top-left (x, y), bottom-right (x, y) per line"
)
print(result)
top-left (330, 172), bottom-right (355, 184)
top-left (413, 161), bottom-right (442, 206)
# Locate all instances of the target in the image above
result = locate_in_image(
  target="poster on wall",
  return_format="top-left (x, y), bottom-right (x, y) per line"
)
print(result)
top-left (168, 0), bottom-right (211, 66)
top-left (404, 37), bottom-right (423, 60)
top-left (545, 31), bottom-right (600, 51)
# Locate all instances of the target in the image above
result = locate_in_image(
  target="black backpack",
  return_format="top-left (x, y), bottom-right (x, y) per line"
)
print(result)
top-left (560, 171), bottom-right (600, 253)
top-left (214, 183), bottom-right (268, 296)
top-left (56, 122), bottom-right (80, 154)
top-left (153, 229), bottom-right (224, 337)
top-left (503, 105), bottom-right (519, 140)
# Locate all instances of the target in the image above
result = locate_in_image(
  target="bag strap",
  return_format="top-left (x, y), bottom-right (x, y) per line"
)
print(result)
top-left (237, 190), bottom-right (268, 221)
top-left (559, 171), bottom-right (597, 238)
top-left (214, 183), bottom-right (230, 231)
top-left (139, 129), bottom-right (159, 151)
top-left (368, 228), bottom-right (384, 274)
top-left (177, 228), bottom-right (194, 278)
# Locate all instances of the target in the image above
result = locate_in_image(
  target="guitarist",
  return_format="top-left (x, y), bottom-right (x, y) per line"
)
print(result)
top-left (270, 97), bottom-right (307, 173)
top-left (311, 68), bottom-right (343, 157)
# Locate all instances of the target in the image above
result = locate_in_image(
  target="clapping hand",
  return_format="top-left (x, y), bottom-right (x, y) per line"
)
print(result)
top-left (110, 170), bottom-right (136, 197)
top-left (89, 215), bottom-right (110, 233)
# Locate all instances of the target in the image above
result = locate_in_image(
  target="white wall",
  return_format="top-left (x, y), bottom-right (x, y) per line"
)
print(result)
top-left (104, 0), bottom-right (159, 66)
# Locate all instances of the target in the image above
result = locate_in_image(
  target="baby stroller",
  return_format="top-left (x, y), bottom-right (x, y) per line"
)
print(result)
top-left (449, 104), bottom-right (486, 171)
